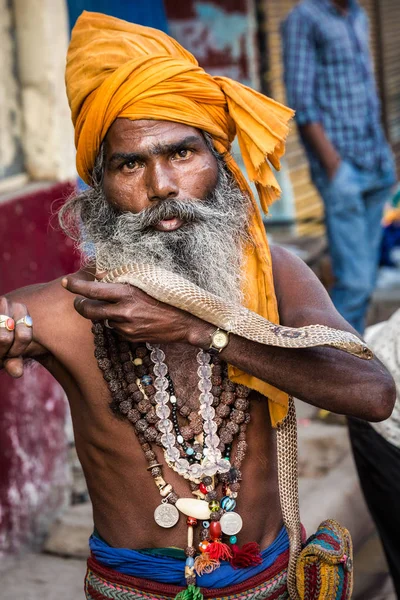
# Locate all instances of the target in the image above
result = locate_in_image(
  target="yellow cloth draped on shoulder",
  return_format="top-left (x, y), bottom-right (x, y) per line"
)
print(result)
top-left (66, 11), bottom-right (294, 427)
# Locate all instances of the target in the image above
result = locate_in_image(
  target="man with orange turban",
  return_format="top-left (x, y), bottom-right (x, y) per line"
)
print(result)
top-left (0, 11), bottom-right (394, 600)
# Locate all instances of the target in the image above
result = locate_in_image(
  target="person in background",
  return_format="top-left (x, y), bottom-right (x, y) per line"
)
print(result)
top-left (281, 0), bottom-right (396, 334)
top-left (348, 310), bottom-right (400, 599)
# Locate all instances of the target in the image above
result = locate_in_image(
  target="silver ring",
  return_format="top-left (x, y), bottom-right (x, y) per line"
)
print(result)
top-left (15, 316), bottom-right (33, 328)
top-left (104, 319), bottom-right (114, 329)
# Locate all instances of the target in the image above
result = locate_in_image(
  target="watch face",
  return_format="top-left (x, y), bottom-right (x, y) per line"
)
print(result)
top-left (213, 331), bottom-right (228, 348)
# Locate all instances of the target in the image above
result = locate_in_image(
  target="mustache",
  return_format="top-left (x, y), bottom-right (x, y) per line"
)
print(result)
top-left (114, 197), bottom-right (227, 234)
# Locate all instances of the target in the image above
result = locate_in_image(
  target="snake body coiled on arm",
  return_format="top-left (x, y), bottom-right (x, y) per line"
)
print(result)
top-left (102, 262), bottom-right (373, 359)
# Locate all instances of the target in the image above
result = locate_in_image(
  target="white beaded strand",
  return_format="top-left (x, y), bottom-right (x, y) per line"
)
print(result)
top-left (147, 344), bottom-right (230, 481)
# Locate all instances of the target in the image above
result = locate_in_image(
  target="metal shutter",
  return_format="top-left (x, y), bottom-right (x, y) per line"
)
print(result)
top-left (262, 0), bottom-right (324, 236)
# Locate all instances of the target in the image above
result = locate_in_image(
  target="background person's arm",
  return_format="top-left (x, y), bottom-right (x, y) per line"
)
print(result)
top-left (298, 122), bottom-right (341, 180)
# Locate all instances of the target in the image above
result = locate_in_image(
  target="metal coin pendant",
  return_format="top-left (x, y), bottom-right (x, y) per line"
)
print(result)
top-left (220, 511), bottom-right (243, 536)
top-left (154, 503), bottom-right (180, 528)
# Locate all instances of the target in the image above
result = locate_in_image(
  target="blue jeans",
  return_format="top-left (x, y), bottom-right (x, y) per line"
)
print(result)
top-left (314, 161), bottom-right (395, 333)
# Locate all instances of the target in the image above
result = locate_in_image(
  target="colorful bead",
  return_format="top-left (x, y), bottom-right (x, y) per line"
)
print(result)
top-left (141, 375), bottom-right (152, 385)
top-left (206, 490), bottom-right (217, 501)
top-left (186, 517), bottom-right (197, 526)
top-left (229, 536), bottom-right (237, 544)
top-left (221, 496), bottom-right (236, 512)
top-left (202, 521), bottom-right (210, 528)
top-left (209, 500), bottom-right (220, 512)
top-left (186, 447), bottom-right (195, 456)
top-left (185, 557), bottom-right (194, 567)
top-left (133, 358), bottom-right (143, 366)
top-left (199, 483), bottom-right (208, 495)
top-left (185, 566), bottom-right (194, 578)
top-left (210, 510), bottom-right (222, 521)
top-left (198, 540), bottom-right (209, 553)
top-left (209, 521), bottom-right (222, 539)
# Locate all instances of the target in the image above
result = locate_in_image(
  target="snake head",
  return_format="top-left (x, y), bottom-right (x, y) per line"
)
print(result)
top-left (335, 332), bottom-right (374, 360)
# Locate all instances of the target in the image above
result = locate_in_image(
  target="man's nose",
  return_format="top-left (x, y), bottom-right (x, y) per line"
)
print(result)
top-left (146, 162), bottom-right (179, 202)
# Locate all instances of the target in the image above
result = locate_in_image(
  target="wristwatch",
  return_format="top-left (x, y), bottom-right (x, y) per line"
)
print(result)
top-left (209, 328), bottom-right (230, 354)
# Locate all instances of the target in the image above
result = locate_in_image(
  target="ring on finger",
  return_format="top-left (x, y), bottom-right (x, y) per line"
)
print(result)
top-left (0, 314), bottom-right (12, 323)
top-left (104, 319), bottom-right (114, 330)
top-left (0, 318), bottom-right (15, 331)
top-left (15, 316), bottom-right (33, 328)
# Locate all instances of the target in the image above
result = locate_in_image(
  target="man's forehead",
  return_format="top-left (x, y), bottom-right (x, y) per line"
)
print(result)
top-left (105, 118), bottom-right (204, 152)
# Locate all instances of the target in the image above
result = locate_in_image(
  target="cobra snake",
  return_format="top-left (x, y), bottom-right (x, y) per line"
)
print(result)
top-left (102, 262), bottom-right (370, 599)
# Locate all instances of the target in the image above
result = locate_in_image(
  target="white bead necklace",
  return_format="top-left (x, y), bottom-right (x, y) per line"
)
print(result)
top-left (147, 343), bottom-right (231, 482)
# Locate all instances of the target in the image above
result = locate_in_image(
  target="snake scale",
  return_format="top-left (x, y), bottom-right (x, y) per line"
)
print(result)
top-left (102, 262), bottom-right (373, 360)
top-left (102, 262), bottom-right (369, 599)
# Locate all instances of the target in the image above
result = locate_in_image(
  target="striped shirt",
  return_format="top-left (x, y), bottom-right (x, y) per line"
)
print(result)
top-left (281, 0), bottom-right (394, 178)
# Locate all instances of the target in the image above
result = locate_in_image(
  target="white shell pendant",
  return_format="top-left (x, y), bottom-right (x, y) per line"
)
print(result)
top-left (220, 512), bottom-right (243, 536)
top-left (176, 498), bottom-right (211, 520)
top-left (154, 503), bottom-right (180, 528)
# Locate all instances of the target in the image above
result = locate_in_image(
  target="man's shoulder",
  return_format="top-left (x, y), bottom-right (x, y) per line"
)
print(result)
top-left (270, 244), bottom-right (310, 291)
top-left (282, 0), bottom-right (318, 27)
top-left (5, 268), bottom-right (94, 317)
top-left (270, 244), bottom-right (301, 267)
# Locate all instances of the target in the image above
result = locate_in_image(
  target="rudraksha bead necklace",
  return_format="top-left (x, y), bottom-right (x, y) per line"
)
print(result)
top-left (92, 321), bottom-right (257, 589)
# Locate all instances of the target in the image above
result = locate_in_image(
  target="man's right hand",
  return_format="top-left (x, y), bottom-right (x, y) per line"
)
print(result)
top-left (325, 151), bottom-right (341, 182)
top-left (0, 296), bottom-right (33, 378)
top-left (298, 122), bottom-right (341, 181)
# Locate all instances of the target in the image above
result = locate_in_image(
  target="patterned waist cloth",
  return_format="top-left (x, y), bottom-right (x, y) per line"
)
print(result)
top-left (85, 551), bottom-right (289, 600)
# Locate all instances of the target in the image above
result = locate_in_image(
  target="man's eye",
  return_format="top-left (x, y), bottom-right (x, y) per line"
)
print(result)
top-left (121, 160), bottom-right (141, 172)
top-left (173, 149), bottom-right (193, 160)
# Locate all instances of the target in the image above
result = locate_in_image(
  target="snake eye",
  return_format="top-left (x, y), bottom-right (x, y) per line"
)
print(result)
top-left (362, 346), bottom-right (373, 359)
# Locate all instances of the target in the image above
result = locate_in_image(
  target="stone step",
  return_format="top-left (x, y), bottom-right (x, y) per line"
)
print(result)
top-left (297, 420), bottom-right (349, 478)
top-left (299, 453), bottom-right (374, 548)
top-left (44, 502), bottom-right (93, 558)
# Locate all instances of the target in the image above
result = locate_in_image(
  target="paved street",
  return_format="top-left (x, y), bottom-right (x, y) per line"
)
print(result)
top-left (0, 553), bottom-right (87, 599)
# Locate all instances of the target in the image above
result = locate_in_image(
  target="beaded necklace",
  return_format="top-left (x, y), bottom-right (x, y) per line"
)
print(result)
top-left (92, 321), bottom-right (260, 593)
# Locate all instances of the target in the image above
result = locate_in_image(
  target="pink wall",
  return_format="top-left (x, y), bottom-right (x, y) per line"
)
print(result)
top-left (0, 182), bottom-right (80, 554)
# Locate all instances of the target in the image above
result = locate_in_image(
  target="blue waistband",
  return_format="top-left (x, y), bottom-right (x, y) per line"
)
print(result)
top-left (89, 526), bottom-right (289, 589)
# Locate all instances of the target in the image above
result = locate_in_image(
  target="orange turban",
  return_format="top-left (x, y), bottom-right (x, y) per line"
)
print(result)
top-left (66, 11), bottom-right (294, 426)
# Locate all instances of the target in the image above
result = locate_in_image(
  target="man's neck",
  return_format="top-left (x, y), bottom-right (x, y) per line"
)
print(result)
top-left (331, 0), bottom-right (349, 13)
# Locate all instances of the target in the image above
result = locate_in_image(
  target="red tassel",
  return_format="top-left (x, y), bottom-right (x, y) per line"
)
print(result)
top-left (207, 541), bottom-right (233, 561)
top-left (229, 543), bottom-right (262, 569)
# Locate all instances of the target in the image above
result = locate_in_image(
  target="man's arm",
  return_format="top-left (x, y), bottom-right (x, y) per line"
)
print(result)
top-left (281, 10), bottom-right (341, 179)
top-left (200, 247), bottom-right (395, 422)
top-left (298, 123), bottom-right (341, 181)
top-left (0, 288), bottom-right (44, 377)
top-left (0, 279), bottom-right (71, 377)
